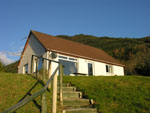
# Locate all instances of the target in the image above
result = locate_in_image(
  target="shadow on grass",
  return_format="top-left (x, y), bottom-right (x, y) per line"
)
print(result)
top-left (15, 74), bottom-right (51, 113)
top-left (16, 81), bottom-right (41, 112)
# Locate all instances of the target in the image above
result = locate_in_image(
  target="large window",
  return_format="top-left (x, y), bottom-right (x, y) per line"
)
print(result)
top-left (106, 65), bottom-right (113, 74)
top-left (59, 60), bottom-right (77, 75)
top-left (59, 55), bottom-right (77, 75)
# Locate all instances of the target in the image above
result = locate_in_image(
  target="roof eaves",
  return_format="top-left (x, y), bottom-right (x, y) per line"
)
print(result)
top-left (50, 49), bottom-right (125, 67)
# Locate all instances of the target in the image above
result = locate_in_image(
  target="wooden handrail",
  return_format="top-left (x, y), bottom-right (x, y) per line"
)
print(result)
top-left (3, 55), bottom-right (63, 113)
top-left (2, 66), bottom-right (59, 113)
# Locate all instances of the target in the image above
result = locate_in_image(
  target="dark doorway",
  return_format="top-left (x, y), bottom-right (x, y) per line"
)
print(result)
top-left (88, 63), bottom-right (93, 76)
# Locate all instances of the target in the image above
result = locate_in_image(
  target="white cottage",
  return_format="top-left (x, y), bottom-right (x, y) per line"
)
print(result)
top-left (18, 30), bottom-right (124, 76)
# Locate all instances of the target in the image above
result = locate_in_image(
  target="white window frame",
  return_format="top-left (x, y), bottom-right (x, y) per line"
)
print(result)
top-left (58, 55), bottom-right (78, 62)
top-left (58, 54), bottom-right (78, 74)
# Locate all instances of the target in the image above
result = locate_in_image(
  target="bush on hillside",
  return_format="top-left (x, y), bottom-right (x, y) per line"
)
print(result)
top-left (5, 61), bottom-right (19, 73)
top-left (135, 59), bottom-right (150, 76)
top-left (0, 61), bottom-right (4, 72)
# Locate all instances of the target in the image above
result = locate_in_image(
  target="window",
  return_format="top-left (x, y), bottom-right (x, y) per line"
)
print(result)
top-left (106, 65), bottom-right (109, 72)
top-left (59, 56), bottom-right (67, 59)
top-left (59, 59), bottom-right (77, 75)
top-left (58, 55), bottom-right (77, 62)
top-left (58, 55), bottom-right (78, 75)
top-left (38, 58), bottom-right (43, 70)
top-left (106, 65), bottom-right (113, 74)
top-left (69, 57), bottom-right (77, 61)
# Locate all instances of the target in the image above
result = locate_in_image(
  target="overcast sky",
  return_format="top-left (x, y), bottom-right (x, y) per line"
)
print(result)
top-left (0, 0), bottom-right (150, 65)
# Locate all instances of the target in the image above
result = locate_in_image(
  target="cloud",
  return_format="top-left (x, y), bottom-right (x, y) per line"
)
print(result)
top-left (0, 52), bottom-right (15, 65)
top-left (4, 51), bottom-right (21, 56)
top-left (3, 46), bottom-right (23, 57)
top-left (0, 45), bottom-right (23, 65)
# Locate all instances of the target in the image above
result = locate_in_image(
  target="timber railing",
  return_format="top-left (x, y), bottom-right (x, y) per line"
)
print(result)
top-left (2, 55), bottom-right (63, 113)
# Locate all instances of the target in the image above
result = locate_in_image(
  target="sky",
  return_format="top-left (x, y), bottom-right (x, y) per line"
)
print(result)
top-left (0, 0), bottom-right (150, 65)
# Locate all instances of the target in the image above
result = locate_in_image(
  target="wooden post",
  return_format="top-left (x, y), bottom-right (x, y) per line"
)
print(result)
top-left (59, 64), bottom-right (63, 106)
top-left (35, 58), bottom-right (38, 78)
top-left (52, 71), bottom-right (57, 113)
top-left (41, 59), bottom-right (47, 113)
top-left (31, 55), bottom-right (34, 74)
top-left (48, 61), bottom-right (52, 89)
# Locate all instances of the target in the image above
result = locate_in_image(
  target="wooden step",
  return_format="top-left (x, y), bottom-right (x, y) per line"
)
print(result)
top-left (63, 91), bottom-right (82, 98)
top-left (63, 108), bottom-right (97, 113)
top-left (63, 87), bottom-right (76, 91)
top-left (58, 87), bottom-right (76, 92)
top-left (58, 83), bottom-right (71, 87)
top-left (63, 98), bottom-right (90, 108)
top-left (61, 83), bottom-right (97, 113)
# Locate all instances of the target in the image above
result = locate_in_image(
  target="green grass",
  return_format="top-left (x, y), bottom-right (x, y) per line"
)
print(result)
top-left (63, 76), bottom-right (150, 113)
top-left (0, 72), bottom-right (53, 113)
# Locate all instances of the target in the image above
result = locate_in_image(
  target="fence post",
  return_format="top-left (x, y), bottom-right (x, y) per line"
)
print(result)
top-left (35, 58), bottom-right (38, 78)
top-left (59, 64), bottom-right (63, 106)
top-left (48, 61), bottom-right (52, 89)
top-left (52, 69), bottom-right (57, 113)
top-left (41, 59), bottom-right (47, 113)
top-left (31, 55), bottom-right (34, 74)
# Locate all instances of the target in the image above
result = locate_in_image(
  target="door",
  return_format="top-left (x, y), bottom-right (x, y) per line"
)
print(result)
top-left (88, 63), bottom-right (93, 76)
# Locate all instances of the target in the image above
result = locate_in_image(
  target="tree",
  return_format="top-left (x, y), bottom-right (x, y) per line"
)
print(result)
top-left (135, 59), bottom-right (150, 76)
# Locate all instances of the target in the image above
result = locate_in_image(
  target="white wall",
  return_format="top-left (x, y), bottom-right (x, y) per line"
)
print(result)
top-left (94, 62), bottom-right (107, 76)
top-left (113, 65), bottom-right (124, 76)
top-left (55, 54), bottom-right (124, 76)
top-left (78, 58), bottom-right (88, 75)
top-left (94, 62), bottom-right (124, 76)
top-left (18, 34), bottom-right (45, 74)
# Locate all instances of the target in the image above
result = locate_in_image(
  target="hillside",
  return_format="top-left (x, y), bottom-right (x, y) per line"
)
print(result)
top-left (5, 61), bottom-right (19, 73)
top-left (1, 73), bottom-right (150, 113)
top-left (63, 76), bottom-right (150, 113)
top-left (57, 35), bottom-right (150, 75)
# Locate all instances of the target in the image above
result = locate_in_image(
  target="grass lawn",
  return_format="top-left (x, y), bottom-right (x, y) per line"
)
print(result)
top-left (63, 76), bottom-right (150, 113)
top-left (0, 72), bottom-right (53, 113)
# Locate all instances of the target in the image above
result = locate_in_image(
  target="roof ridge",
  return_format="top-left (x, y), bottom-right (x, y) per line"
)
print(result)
top-left (31, 30), bottom-right (110, 53)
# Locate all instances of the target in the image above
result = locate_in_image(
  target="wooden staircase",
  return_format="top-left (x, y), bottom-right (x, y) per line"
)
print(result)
top-left (62, 83), bottom-right (97, 113)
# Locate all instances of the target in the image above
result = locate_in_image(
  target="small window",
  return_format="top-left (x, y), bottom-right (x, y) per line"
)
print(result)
top-left (69, 57), bottom-right (77, 61)
top-left (106, 65), bottom-right (113, 74)
top-left (106, 65), bottom-right (109, 72)
top-left (59, 56), bottom-right (67, 59)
